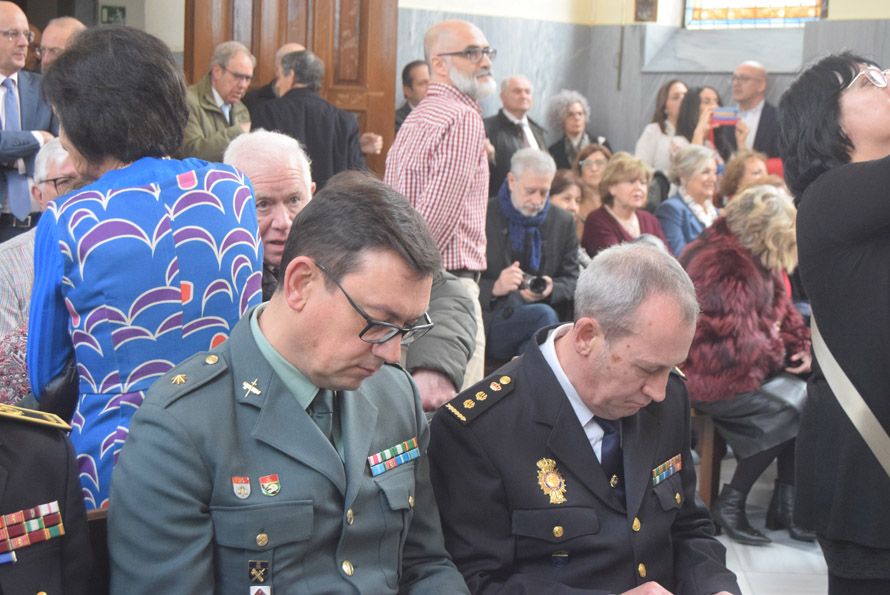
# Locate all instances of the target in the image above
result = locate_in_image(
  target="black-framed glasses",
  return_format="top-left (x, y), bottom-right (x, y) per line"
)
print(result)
top-left (221, 65), bottom-right (253, 83)
top-left (845, 66), bottom-right (890, 90)
top-left (315, 261), bottom-right (434, 345)
top-left (39, 176), bottom-right (75, 195)
top-left (0, 29), bottom-right (33, 43)
top-left (437, 46), bottom-right (497, 64)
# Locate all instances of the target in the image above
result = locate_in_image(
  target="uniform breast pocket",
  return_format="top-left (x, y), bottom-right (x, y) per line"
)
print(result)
top-left (0, 539), bottom-right (63, 594)
top-left (653, 473), bottom-right (684, 513)
top-left (210, 500), bottom-right (314, 588)
top-left (512, 507), bottom-right (600, 560)
top-left (374, 463), bottom-right (416, 589)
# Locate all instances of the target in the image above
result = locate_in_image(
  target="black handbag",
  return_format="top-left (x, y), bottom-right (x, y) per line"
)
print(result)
top-left (37, 358), bottom-right (79, 423)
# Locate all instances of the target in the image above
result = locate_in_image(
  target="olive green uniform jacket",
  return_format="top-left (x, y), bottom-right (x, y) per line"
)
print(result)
top-left (108, 311), bottom-right (468, 595)
top-left (180, 74), bottom-right (250, 162)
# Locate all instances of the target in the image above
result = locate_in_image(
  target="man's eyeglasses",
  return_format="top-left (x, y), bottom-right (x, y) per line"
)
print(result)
top-left (315, 261), bottom-right (434, 345)
top-left (437, 46), bottom-right (497, 64)
top-left (38, 176), bottom-right (75, 195)
top-left (845, 65), bottom-right (890, 90)
top-left (221, 66), bottom-right (253, 84)
top-left (0, 29), bottom-right (33, 43)
top-left (35, 46), bottom-right (63, 60)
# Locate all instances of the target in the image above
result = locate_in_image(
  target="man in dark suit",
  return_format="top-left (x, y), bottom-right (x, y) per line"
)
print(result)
top-left (0, 404), bottom-right (91, 594)
top-left (395, 60), bottom-right (430, 134)
top-left (242, 42), bottom-right (305, 116)
top-left (484, 75), bottom-right (547, 196)
top-left (480, 148), bottom-right (578, 361)
top-left (429, 242), bottom-right (740, 595)
top-left (108, 173), bottom-right (469, 594)
top-left (0, 1), bottom-right (57, 242)
top-left (251, 49), bottom-right (364, 190)
top-left (731, 61), bottom-right (780, 158)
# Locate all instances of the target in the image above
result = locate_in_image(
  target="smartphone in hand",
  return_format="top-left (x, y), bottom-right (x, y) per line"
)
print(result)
top-left (711, 106), bottom-right (739, 127)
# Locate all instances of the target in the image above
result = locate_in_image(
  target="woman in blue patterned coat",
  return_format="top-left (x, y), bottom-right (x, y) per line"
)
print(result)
top-left (27, 27), bottom-right (263, 509)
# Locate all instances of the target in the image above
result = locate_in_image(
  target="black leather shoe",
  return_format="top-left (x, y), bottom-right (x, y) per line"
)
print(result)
top-left (712, 484), bottom-right (772, 546)
top-left (766, 480), bottom-right (817, 542)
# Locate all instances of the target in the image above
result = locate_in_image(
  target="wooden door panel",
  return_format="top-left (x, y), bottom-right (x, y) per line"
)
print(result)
top-left (185, 0), bottom-right (396, 176)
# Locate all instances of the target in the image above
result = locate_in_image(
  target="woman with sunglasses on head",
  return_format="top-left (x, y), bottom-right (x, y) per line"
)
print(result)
top-left (781, 52), bottom-right (890, 594)
top-left (570, 143), bottom-right (613, 231)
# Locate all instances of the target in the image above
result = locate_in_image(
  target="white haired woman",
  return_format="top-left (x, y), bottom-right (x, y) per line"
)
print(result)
top-left (655, 144), bottom-right (719, 255)
top-left (546, 89), bottom-right (610, 169)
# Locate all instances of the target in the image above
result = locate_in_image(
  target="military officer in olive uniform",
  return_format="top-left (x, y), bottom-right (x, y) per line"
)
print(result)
top-left (109, 173), bottom-right (469, 595)
top-left (0, 405), bottom-right (91, 595)
top-left (429, 243), bottom-right (740, 595)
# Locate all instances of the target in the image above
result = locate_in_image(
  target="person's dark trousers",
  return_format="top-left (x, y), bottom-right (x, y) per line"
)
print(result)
top-left (486, 300), bottom-right (558, 360)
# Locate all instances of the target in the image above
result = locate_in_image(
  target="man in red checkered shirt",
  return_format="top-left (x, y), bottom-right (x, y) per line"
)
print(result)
top-left (385, 19), bottom-right (496, 389)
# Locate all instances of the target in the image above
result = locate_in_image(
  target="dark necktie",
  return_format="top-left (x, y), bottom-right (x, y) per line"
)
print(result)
top-left (309, 388), bottom-right (335, 443)
top-left (2, 78), bottom-right (30, 219)
top-left (597, 417), bottom-right (624, 503)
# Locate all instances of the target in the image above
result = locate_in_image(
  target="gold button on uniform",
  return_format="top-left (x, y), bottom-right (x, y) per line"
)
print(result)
top-left (638, 562), bottom-right (647, 578)
top-left (204, 354), bottom-right (219, 365)
top-left (256, 532), bottom-right (269, 547)
top-left (408, 495), bottom-right (415, 509)
top-left (341, 560), bottom-right (354, 576)
top-left (632, 517), bottom-right (641, 532)
top-left (552, 525), bottom-right (564, 538)
top-left (346, 508), bottom-right (354, 525)
top-left (675, 492), bottom-right (682, 505)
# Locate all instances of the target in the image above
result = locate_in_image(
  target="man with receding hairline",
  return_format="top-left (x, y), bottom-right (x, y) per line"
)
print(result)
top-left (485, 74), bottom-right (547, 196)
top-left (38, 16), bottom-right (85, 70)
top-left (386, 19), bottom-right (496, 390)
top-left (243, 41), bottom-right (305, 115)
top-left (0, 1), bottom-right (57, 242)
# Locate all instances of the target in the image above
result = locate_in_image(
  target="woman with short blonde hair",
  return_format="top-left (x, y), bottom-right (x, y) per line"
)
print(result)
top-left (581, 152), bottom-right (666, 256)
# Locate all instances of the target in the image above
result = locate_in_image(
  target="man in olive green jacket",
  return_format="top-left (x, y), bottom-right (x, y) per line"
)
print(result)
top-left (180, 41), bottom-right (253, 162)
top-left (108, 173), bottom-right (469, 595)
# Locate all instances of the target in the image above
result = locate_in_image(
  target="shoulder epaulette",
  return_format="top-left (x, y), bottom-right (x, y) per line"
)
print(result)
top-left (0, 403), bottom-right (70, 431)
top-left (149, 351), bottom-right (229, 407)
top-left (671, 366), bottom-right (687, 381)
top-left (444, 372), bottom-right (516, 425)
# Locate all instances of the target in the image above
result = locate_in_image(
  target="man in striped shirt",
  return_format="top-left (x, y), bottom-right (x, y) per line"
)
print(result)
top-left (385, 19), bottom-right (496, 389)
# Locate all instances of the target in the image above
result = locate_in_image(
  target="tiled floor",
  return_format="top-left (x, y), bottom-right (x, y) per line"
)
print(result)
top-left (706, 457), bottom-right (828, 595)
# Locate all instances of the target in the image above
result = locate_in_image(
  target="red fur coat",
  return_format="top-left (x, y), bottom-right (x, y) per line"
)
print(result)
top-left (679, 220), bottom-right (810, 403)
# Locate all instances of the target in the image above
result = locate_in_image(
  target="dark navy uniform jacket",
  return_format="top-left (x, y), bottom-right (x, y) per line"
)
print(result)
top-left (429, 335), bottom-right (740, 595)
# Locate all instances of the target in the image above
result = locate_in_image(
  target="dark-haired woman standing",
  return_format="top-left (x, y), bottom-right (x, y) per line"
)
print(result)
top-left (27, 27), bottom-right (263, 509)
top-left (781, 52), bottom-right (890, 594)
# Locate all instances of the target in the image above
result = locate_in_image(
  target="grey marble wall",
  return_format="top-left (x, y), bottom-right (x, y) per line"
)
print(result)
top-left (397, 9), bottom-right (890, 155)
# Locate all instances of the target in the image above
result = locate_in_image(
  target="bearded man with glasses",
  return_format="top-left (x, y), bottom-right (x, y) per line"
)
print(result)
top-left (0, 2), bottom-right (57, 243)
top-left (109, 171), bottom-right (470, 595)
top-left (386, 19), bottom-right (498, 392)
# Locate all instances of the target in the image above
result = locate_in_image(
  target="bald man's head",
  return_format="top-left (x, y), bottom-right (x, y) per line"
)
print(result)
top-left (732, 60), bottom-right (768, 110)
top-left (275, 42), bottom-right (306, 77)
top-left (0, 1), bottom-right (27, 77)
top-left (424, 20), bottom-right (495, 101)
top-left (40, 16), bottom-right (86, 69)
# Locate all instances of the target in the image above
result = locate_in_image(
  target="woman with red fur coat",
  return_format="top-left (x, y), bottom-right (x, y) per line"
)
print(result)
top-left (680, 184), bottom-right (813, 546)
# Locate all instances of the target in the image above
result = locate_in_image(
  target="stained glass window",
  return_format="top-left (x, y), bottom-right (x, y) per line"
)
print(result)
top-left (685, 0), bottom-right (826, 29)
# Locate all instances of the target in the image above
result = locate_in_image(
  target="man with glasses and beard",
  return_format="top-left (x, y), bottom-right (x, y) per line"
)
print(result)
top-left (386, 19), bottom-right (496, 391)
top-left (108, 172), bottom-right (470, 595)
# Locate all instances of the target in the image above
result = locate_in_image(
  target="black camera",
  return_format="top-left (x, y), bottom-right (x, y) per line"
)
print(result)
top-left (521, 274), bottom-right (547, 294)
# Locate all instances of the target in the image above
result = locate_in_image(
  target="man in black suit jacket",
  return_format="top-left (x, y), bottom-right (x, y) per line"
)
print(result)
top-left (429, 242), bottom-right (740, 595)
top-left (395, 60), bottom-right (430, 134)
top-left (479, 148), bottom-right (578, 361)
top-left (731, 61), bottom-right (780, 158)
top-left (251, 49), bottom-right (363, 189)
top-left (0, 404), bottom-right (91, 594)
top-left (484, 75), bottom-right (547, 196)
top-left (242, 42), bottom-right (305, 117)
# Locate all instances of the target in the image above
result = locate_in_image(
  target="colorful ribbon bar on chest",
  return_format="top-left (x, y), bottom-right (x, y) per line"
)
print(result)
top-left (368, 436), bottom-right (420, 477)
top-left (0, 500), bottom-right (65, 557)
top-left (651, 453), bottom-right (682, 487)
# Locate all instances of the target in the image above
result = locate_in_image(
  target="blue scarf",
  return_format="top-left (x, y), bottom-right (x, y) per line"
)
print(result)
top-left (497, 179), bottom-right (550, 272)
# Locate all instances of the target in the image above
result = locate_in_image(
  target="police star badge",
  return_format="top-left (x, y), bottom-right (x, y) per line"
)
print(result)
top-left (536, 458), bottom-right (567, 504)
